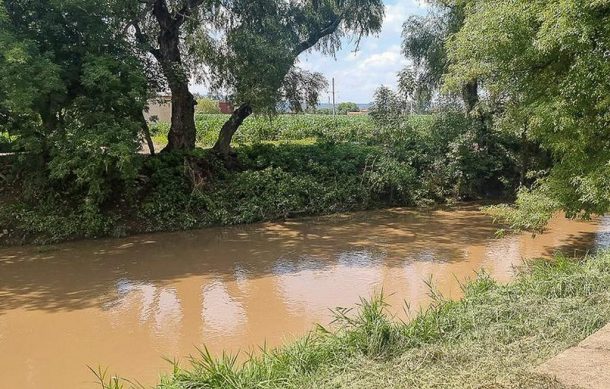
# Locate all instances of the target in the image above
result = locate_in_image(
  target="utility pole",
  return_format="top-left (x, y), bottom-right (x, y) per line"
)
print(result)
top-left (332, 77), bottom-right (336, 116)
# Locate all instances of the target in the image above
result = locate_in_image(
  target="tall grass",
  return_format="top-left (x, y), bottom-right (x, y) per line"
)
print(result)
top-left (150, 114), bottom-right (375, 147)
top-left (150, 114), bottom-right (438, 148)
top-left (99, 251), bottom-right (610, 388)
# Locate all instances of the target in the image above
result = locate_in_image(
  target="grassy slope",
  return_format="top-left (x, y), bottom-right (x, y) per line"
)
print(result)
top-left (99, 251), bottom-right (610, 388)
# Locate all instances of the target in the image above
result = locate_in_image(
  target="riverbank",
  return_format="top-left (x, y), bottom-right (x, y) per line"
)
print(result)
top-left (102, 250), bottom-right (610, 388)
top-left (0, 141), bottom-right (518, 248)
top-left (0, 142), bottom-right (430, 246)
top-left (0, 111), bottom-right (534, 247)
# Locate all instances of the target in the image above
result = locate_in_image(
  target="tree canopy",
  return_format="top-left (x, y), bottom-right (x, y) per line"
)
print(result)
top-left (0, 0), bottom-right (148, 203)
top-left (282, 68), bottom-right (328, 113)
top-left (124, 0), bottom-right (385, 155)
top-left (447, 0), bottom-right (610, 221)
top-left (400, 0), bottom-right (468, 112)
top-left (203, 0), bottom-right (385, 156)
top-left (337, 102), bottom-right (360, 115)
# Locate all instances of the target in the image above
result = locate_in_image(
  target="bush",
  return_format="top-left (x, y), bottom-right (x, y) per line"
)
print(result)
top-left (132, 142), bottom-right (422, 234)
top-left (0, 198), bottom-right (118, 244)
top-left (2, 111), bottom-right (541, 245)
top-left (484, 186), bottom-right (562, 233)
top-left (337, 102), bottom-right (360, 115)
top-left (196, 98), bottom-right (221, 114)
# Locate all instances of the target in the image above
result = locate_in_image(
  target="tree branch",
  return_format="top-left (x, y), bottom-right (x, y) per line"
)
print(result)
top-left (173, 0), bottom-right (207, 28)
top-left (294, 15), bottom-right (342, 56)
top-left (133, 22), bottom-right (161, 59)
top-left (152, 0), bottom-right (173, 30)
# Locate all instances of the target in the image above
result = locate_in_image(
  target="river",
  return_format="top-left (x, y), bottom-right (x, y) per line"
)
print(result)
top-left (1, 205), bottom-right (609, 388)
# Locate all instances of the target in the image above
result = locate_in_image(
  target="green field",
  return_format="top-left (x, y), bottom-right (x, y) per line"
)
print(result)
top-left (151, 114), bottom-right (378, 147)
top-left (151, 114), bottom-right (442, 148)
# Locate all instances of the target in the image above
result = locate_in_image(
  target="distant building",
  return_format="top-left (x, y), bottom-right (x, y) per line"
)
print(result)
top-left (347, 109), bottom-right (369, 116)
top-left (145, 95), bottom-right (235, 122)
top-left (144, 94), bottom-right (172, 123)
top-left (218, 101), bottom-right (234, 114)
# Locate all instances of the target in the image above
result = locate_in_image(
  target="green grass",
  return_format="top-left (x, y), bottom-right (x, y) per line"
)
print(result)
top-left (101, 251), bottom-right (610, 388)
top-left (150, 113), bottom-right (437, 148)
top-left (150, 114), bottom-right (376, 148)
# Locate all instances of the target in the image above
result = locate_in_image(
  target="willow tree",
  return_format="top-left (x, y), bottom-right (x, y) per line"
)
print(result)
top-left (447, 0), bottom-right (610, 224)
top-left (125, 0), bottom-right (216, 151)
top-left (401, 0), bottom-right (477, 113)
top-left (204, 0), bottom-right (384, 158)
top-left (127, 0), bottom-right (383, 154)
top-left (282, 68), bottom-right (328, 113)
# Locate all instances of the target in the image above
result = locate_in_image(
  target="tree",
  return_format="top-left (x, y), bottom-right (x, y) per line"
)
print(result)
top-left (369, 86), bottom-right (402, 125)
top-left (401, 0), bottom-right (477, 114)
top-left (205, 0), bottom-right (385, 158)
top-left (0, 0), bottom-right (148, 204)
top-left (127, 0), bottom-right (384, 156)
top-left (447, 0), bottom-right (610, 221)
top-left (337, 102), bottom-right (360, 115)
top-left (126, 0), bottom-right (216, 151)
top-left (397, 67), bottom-right (430, 113)
top-left (282, 68), bottom-right (328, 113)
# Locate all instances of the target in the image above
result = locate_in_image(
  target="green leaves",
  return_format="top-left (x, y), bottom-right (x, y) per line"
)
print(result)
top-left (447, 0), bottom-right (610, 219)
top-left (201, 0), bottom-right (384, 114)
top-left (0, 0), bottom-right (148, 207)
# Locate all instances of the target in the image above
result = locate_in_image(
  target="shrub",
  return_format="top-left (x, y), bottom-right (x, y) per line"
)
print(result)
top-left (484, 186), bottom-right (562, 233)
top-left (337, 102), bottom-right (360, 115)
top-left (196, 98), bottom-right (221, 114)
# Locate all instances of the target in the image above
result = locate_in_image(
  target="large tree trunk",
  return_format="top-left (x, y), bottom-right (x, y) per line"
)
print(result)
top-left (212, 103), bottom-right (252, 158)
top-left (462, 79), bottom-right (479, 115)
top-left (165, 83), bottom-right (196, 151)
top-left (151, 0), bottom-right (197, 152)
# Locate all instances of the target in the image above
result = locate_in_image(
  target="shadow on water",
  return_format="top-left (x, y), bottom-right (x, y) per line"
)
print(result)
top-left (0, 204), bottom-right (606, 314)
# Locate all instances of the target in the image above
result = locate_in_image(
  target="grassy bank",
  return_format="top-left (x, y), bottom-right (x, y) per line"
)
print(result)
top-left (0, 142), bottom-right (421, 245)
top-left (0, 112), bottom-right (534, 246)
top-left (100, 251), bottom-right (610, 388)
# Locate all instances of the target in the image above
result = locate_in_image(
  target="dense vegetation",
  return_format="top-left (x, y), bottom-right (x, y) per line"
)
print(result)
top-left (2, 0), bottom-right (610, 386)
top-left (97, 250), bottom-right (610, 388)
top-left (446, 0), bottom-right (610, 229)
top-left (2, 0), bottom-right (608, 245)
top-left (1, 111), bottom-right (534, 245)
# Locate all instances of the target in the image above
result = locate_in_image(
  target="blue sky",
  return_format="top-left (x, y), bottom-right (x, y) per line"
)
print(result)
top-left (191, 0), bottom-right (428, 104)
top-left (301, 0), bottom-right (428, 103)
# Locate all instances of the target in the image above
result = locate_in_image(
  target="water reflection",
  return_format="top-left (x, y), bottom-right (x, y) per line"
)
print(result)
top-left (0, 205), bottom-right (609, 388)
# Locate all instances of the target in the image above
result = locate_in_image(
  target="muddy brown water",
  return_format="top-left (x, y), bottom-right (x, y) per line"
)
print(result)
top-left (1, 205), bottom-right (609, 388)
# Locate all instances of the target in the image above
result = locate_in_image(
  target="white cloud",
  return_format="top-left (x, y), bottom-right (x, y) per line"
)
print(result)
top-left (300, 0), bottom-right (428, 102)
top-left (358, 45), bottom-right (404, 69)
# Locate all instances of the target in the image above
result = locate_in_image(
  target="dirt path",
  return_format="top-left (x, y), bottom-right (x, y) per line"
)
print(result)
top-left (537, 323), bottom-right (610, 388)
